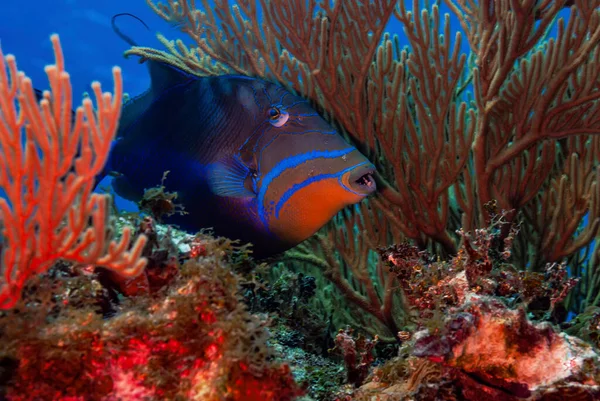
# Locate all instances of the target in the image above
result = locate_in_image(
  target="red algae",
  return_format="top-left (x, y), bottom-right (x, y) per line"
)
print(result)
top-left (0, 232), bottom-right (304, 401)
top-left (346, 219), bottom-right (600, 401)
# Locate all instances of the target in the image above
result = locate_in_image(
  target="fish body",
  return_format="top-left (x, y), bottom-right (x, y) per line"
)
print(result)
top-left (106, 15), bottom-right (376, 258)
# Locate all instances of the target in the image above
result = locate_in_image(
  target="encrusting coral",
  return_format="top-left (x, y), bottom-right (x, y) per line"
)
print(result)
top-left (344, 217), bottom-right (600, 401)
top-left (0, 228), bottom-right (304, 401)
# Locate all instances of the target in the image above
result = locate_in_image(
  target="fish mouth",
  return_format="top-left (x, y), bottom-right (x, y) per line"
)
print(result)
top-left (346, 163), bottom-right (377, 195)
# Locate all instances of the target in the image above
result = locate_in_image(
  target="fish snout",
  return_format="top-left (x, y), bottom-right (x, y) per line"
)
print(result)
top-left (344, 162), bottom-right (377, 196)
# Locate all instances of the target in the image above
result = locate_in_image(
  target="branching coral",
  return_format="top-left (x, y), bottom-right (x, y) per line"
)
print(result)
top-left (445, 0), bottom-right (600, 281)
top-left (0, 35), bottom-right (147, 309)
top-left (286, 202), bottom-right (405, 341)
top-left (129, 0), bottom-right (474, 254)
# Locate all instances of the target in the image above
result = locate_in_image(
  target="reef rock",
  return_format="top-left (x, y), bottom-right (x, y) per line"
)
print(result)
top-left (413, 288), bottom-right (600, 399)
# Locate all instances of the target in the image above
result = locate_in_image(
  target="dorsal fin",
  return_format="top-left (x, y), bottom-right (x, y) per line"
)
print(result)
top-left (147, 59), bottom-right (196, 93)
top-left (111, 12), bottom-right (198, 139)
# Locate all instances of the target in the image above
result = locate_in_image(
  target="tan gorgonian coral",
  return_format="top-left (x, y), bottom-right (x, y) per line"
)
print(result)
top-left (129, 0), bottom-right (600, 328)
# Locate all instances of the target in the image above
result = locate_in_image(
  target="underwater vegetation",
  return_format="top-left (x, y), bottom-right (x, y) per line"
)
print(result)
top-left (1, 0), bottom-right (600, 400)
top-left (338, 218), bottom-right (600, 400)
top-left (0, 225), bottom-right (304, 400)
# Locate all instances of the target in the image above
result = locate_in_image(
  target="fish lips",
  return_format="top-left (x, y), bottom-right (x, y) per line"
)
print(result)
top-left (343, 162), bottom-right (377, 196)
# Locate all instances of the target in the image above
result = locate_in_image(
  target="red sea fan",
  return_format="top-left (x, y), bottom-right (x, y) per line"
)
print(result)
top-left (0, 34), bottom-right (147, 309)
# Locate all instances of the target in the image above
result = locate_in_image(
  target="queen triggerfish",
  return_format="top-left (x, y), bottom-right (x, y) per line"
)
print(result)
top-left (100, 15), bottom-right (377, 258)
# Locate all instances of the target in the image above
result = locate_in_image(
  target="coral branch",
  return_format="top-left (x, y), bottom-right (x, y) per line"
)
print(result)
top-left (0, 35), bottom-right (147, 309)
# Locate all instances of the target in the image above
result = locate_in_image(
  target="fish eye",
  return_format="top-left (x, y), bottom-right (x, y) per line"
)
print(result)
top-left (267, 106), bottom-right (289, 128)
top-left (268, 107), bottom-right (281, 119)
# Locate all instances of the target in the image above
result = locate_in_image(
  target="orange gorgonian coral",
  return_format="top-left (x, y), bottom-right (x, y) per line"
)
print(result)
top-left (0, 34), bottom-right (147, 309)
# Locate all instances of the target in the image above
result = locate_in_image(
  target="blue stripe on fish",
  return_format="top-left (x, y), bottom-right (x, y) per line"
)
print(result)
top-left (254, 128), bottom-right (342, 181)
top-left (274, 161), bottom-right (370, 218)
top-left (241, 128), bottom-right (340, 180)
top-left (257, 147), bottom-right (357, 227)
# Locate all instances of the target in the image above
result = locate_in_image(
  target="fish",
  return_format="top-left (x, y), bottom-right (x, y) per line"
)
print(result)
top-left (99, 14), bottom-right (377, 258)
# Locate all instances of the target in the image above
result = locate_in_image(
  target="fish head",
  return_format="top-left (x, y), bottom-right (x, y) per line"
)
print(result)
top-left (221, 78), bottom-right (376, 246)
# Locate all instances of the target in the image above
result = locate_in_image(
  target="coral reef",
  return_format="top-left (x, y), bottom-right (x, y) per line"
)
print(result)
top-left (270, 341), bottom-right (345, 401)
top-left (345, 221), bottom-right (600, 400)
top-left (412, 296), bottom-right (600, 399)
top-left (0, 230), bottom-right (304, 401)
top-left (565, 307), bottom-right (600, 349)
top-left (137, 171), bottom-right (186, 222)
top-left (132, 1), bottom-right (600, 349)
top-left (2, 0), bottom-right (600, 400)
top-left (134, 0), bottom-right (600, 272)
top-left (97, 215), bottom-right (181, 298)
top-left (329, 327), bottom-right (379, 388)
top-left (243, 268), bottom-right (329, 355)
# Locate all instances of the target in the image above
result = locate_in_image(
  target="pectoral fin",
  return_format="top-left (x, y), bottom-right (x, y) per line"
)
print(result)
top-left (208, 156), bottom-right (257, 198)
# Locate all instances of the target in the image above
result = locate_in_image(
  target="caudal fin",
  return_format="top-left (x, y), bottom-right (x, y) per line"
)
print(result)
top-left (111, 13), bottom-right (150, 47)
